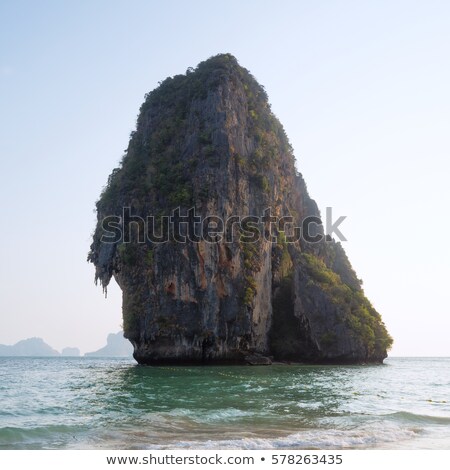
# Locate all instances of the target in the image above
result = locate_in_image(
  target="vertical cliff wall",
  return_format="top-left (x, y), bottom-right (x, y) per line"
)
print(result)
top-left (88, 54), bottom-right (392, 364)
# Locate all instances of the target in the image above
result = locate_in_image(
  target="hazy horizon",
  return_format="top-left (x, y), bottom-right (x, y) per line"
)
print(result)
top-left (1, 0), bottom-right (449, 356)
top-left (0, 332), bottom-right (449, 357)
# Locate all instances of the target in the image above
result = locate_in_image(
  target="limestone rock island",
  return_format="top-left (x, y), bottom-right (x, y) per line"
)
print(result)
top-left (88, 54), bottom-right (392, 365)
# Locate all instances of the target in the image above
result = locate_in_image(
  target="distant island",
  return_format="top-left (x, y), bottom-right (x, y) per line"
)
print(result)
top-left (0, 332), bottom-right (132, 358)
top-left (0, 338), bottom-right (59, 357)
top-left (62, 347), bottom-right (80, 357)
top-left (84, 332), bottom-right (133, 357)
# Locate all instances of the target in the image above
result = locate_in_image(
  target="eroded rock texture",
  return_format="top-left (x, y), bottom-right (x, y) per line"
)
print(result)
top-left (88, 54), bottom-right (392, 364)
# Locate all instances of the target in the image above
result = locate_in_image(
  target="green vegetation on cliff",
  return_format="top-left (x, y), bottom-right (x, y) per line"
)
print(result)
top-left (301, 252), bottom-right (393, 357)
top-left (96, 54), bottom-right (291, 216)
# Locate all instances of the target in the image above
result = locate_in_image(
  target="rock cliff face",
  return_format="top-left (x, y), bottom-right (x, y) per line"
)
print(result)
top-left (88, 54), bottom-right (392, 364)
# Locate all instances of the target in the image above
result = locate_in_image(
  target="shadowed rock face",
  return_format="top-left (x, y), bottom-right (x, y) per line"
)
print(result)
top-left (88, 54), bottom-right (392, 365)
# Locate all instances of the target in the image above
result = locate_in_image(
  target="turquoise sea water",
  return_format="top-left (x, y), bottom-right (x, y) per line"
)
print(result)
top-left (0, 357), bottom-right (449, 449)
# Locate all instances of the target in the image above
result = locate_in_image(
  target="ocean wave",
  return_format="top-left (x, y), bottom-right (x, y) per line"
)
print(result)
top-left (386, 411), bottom-right (450, 425)
top-left (152, 422), bottom-right (420, 450)
top-left (167, 407), bottom-right (256, 423)
top-left (0, 425), bottom-right (82, 449)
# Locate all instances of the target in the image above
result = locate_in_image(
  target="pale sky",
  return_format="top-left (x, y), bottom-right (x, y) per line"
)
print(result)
top-left (0, 0), bottom-right (449, 355)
